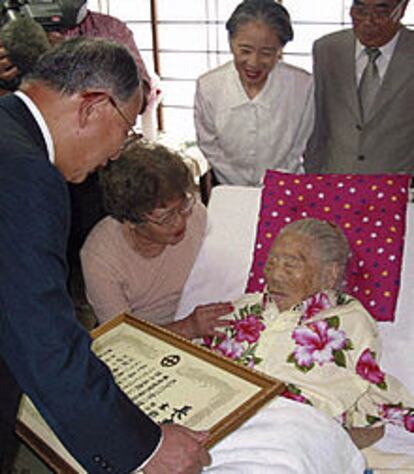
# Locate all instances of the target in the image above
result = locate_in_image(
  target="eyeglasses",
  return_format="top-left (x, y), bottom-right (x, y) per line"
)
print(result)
top-left (108, 96), bottom-right (141, 148)
top-left (143, 194), bottom-right (196, 227)
top-left (351, 1), bottom-right (405, 20)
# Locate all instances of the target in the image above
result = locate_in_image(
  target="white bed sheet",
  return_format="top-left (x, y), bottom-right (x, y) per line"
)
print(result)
top-left (176, 185), bottom-right (414, 471)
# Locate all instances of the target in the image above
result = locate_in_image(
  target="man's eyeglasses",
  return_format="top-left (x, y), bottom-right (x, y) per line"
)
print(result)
top-left (108, 96), bottom-right (141, 148)
top-left (351, 0), bottom-right (406, 20)
top-left (143, 194), bottom-right (196, 227)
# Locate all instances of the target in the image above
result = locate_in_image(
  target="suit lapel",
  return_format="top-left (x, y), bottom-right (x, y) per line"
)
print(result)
top-left (366, 28), bottom-right (414, 123)
top-left (338, 31), bottom-right (362, 121)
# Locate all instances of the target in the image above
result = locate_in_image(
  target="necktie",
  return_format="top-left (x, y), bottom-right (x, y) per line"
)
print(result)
top-left (358, 47), bottom-right (381, 121)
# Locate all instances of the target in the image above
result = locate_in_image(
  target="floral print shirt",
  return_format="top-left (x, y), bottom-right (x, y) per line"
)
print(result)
top-left (203, 291), bottom-right (414, 433)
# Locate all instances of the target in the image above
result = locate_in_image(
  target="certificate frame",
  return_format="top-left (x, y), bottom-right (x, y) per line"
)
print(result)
top-left (16, 313), bottom-right (285, 473)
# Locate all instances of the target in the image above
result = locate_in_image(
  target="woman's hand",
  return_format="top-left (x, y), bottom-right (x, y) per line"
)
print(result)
top-left (167, 302), bottom-right (234, 339)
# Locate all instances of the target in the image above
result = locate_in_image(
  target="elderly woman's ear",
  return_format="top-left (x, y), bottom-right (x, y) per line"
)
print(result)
top-left (321, 262), bottom-right (341, 291)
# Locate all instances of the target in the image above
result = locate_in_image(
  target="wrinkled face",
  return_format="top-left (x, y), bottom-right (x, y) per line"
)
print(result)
top-left (350, 0), bottom-right (406, 47)
top-left (264, 232), bottom-right (325, 312)
top-left (135, 194), bottom-right (194, 246)
top-left (230, 20), bottom-right (281, 93)
top-left (68, 87), bottom-right (143, 183)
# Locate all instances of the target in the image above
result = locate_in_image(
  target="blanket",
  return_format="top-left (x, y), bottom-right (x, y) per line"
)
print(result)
top-left (206, 398), bottom-right (365, 473)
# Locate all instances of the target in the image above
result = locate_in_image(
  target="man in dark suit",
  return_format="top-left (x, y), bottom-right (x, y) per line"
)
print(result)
top-left (0, 38), bottom-right (210, 473)
top-left (305, 0), bottom-right (414, 175)
top-left (0, 5), bottom-right (153, 317)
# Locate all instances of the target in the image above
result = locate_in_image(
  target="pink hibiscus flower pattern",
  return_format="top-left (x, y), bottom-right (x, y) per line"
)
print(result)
top-left (203, 302), bottom-right (266, 368)
top-left (379, 404), bottom-right (405, 424)
top-left (301, 292), bottom-right (332, 322)
top-left (370, 404), bottom-right (414, 433)
top-left (232, 316), bottom-right (265, 344)
top-left (216, 338), bottom-right (244, 361)
top-left (288, 317), bottom-right (352, 371)
top-left (404, 411), bottom-right (414, 432)
top-left (281, 383), bottom-right (312, 405)
top-left (356, 349), bottom-right (387, 389)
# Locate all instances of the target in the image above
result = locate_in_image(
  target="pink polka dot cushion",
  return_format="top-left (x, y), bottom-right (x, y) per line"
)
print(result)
top-left (246, 170), bottom-right (411, 322)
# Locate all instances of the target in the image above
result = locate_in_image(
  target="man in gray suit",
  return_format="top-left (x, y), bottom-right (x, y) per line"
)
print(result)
top-left (305, 0), bottom-right (414, 175)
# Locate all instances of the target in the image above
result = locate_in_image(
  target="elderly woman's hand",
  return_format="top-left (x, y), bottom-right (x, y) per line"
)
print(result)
top-left (167, 302), bottom-right (234, 339)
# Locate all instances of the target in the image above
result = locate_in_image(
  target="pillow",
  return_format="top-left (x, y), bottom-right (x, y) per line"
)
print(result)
top-left (246, 171), bottom-right (411, 322)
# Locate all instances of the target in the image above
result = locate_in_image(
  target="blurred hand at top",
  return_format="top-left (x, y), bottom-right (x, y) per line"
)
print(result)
top-left (0, 38), bottom-right (18, 88)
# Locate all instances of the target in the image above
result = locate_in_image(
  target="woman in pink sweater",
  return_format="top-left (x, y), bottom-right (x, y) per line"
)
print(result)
top-left (81, 139), bottom-right (232, 338)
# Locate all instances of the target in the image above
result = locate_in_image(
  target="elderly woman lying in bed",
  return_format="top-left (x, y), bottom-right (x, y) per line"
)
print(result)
top-left (203, 218), bottom-right (414, 445)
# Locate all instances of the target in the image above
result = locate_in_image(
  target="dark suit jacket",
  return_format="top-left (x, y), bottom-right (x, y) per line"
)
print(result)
top-left (305, 27), bottom-right (414, 175)
top-left (0, 94), bottom-right (161, 473)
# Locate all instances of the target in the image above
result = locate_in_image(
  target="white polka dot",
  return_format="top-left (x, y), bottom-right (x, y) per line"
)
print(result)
top-left (362, 217), bottom-right (369, 223)
top-left (306, 184), bottom-right (313, 190)
top-left (401, 187), bottom-right (407, 193)
top-left (369, 300), bottom-right (376, 307)
top-left (318, 193), bottom-right (325, 199)
top-left (349, 187), bottom-right (356, 194)
top-left (371, 232), bottom-right (378, 238)
top-left (377, 248), bottom-right (384, 254)
top-left (375, 220), bottom-right (382, 227)
top-left (257, 243), bottom-right (263, 249)
top-left (285, 189), bottom-right (292, 196)
top-left (358, 261), bottom-right (364, 267)
top-left (271, 211), bottom-right (278, 217)
top-left (389, 255), bottom-right (396, 261)
top-left (301, 211), bottom-right (308, 218)
top-left (259, 278), bottom-right (265, 284)
top-left (377, 192), bottom-right (384, 199)
top-left (337, 182), bottom-right (344, 188)
top-left (394, 214), bottom-right (401, 221)
top-left (353, 286), bottom-right (359, 292)
top-left (285, 217), bottom-right (292, 223)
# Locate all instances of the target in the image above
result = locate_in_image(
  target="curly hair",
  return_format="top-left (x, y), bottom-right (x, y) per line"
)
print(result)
top-left (99, 140), bottom-right (196, 224)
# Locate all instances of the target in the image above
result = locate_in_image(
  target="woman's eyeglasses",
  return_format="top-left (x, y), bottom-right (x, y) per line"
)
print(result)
top-left (143, 195), bottom-right (196, 227)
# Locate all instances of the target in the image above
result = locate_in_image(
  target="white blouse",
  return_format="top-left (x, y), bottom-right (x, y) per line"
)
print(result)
top-left (194, 60), bottom-right (314, 186)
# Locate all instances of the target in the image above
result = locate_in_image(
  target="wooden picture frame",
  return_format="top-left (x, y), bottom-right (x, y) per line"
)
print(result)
top-left (17, 314), bottom-right (284, 473)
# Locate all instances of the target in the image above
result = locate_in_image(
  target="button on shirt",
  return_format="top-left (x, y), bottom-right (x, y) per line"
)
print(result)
top-left (195, 60), bottom-right (314, 187)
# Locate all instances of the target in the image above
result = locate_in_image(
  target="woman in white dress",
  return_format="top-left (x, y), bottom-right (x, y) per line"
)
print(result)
top-left (194, 0), bottom-right (314, 197)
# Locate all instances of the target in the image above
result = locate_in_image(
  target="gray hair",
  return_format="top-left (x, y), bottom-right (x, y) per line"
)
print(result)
top-left (24, 37), bottom-right (140, 102)
top-left (278, 218), bottom-right (351, 289)
top-left (226, 0), bottom-right (293, 46)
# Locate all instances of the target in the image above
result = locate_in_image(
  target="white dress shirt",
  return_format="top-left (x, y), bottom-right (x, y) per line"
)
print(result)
top-left (14, 90), bottom-right (55, 163)
top-left (194, 60), bottom-right (314, 187)
top-left (355, 31), bottom-right (401, 85)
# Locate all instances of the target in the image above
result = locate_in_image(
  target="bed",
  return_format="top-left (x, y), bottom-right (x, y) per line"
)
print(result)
top-left (176, 183), bottom-right (414, 474)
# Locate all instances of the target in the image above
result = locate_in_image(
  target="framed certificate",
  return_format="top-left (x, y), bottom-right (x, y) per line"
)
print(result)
top-left (16, 314), bottom-right (285, 473)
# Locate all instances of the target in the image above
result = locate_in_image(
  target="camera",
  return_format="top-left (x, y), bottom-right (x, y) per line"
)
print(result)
top-left (0, 0), bottom-right (87, 90)
top-left (0, 0), bottom-right (87, 31)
